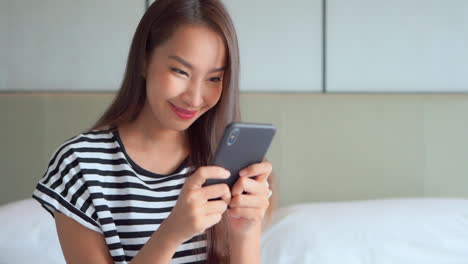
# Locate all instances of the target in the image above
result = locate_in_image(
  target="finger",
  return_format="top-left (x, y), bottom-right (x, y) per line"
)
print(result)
top-left (231, 177), bottom-right (268, 197)
top-left (185, 166), bottom-right (230, 189)
top-left (204, 200), bottom-right (229, 215)
top-left (201, 183), bottom-right (231, 202)
top-left (228, 207), bottom-right (265, 222)
top-left (229, 194), bottom-right (269, 209)
top-left (239, 161), bottom-right (273, 183)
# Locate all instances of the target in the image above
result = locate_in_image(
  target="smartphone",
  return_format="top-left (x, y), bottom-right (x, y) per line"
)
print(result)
top-left (203, 122), bottom-right (276, 189)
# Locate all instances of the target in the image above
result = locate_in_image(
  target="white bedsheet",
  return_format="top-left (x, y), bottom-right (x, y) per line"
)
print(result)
top-left (261, 198), bottom-right (468, 264)
top-left (0, 198), bottom-right (65, 264)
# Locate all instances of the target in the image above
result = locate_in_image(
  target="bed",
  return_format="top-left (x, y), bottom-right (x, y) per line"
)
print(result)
top-left (261, 198), bottom-right (468, 263)
top-left (1, 197), bottom-right (468, 263)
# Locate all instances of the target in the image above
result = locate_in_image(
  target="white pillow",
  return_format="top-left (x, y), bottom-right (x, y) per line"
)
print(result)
top-left (0, 198), bottom-right (65, 264)
top-left (261, 198), bottom-right (468, 264)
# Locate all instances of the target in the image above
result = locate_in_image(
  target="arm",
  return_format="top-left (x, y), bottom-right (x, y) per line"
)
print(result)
top-left (227, 161), bottom-right (274, 264)
top-left (54, 212), bottom-right (182, 264)
top-left (229, 224), bottom-right (262, 264)
top-left (54, 212), bottom-right (114, 264)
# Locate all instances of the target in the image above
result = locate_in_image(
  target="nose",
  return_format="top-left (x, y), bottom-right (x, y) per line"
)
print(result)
top-left (181, 78), bottom-right (204, 109)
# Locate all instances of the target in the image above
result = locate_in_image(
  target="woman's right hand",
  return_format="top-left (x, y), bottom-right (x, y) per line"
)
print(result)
top-left (161, 166), bottom-right (232, 244)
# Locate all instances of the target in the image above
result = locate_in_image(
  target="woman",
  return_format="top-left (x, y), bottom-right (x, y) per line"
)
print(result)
top-left (32, 0), bottom-right (277, 263)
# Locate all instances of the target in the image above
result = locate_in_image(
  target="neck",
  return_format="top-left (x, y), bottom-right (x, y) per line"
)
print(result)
top-left (120, 103), bottom-right (189, 154)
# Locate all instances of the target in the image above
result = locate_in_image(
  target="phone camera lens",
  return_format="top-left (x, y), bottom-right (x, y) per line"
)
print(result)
top-left (227, 128), bottom-right (240, 146)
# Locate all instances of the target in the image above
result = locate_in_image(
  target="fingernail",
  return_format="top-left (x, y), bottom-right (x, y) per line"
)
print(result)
top-left (224, 170), bottom-right (231, 178)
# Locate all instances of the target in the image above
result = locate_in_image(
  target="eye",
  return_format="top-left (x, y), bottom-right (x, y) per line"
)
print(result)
top-left (209, 76), bottom-right (222, 83)
top-left (170, 67), bottom-right (189, 77)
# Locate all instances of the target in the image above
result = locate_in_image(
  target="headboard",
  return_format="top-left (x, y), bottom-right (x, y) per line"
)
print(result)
top-left (2, 93), bottom-right (468, 207)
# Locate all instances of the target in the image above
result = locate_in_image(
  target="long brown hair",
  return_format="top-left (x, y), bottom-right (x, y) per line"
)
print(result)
top-left (89, 0), bottom-right (277, 262)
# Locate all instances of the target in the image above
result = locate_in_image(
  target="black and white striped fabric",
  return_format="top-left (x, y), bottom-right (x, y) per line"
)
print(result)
top-left (32, 128), bottom-right (207, 264)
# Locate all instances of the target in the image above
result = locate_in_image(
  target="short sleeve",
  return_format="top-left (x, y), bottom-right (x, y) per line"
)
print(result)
top-left (32, 141), bottom-right (102, 234)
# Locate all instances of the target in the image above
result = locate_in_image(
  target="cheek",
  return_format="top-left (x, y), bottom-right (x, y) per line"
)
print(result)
top-left (204, 84), bottom-right (223, 107)
top-left (147, 71), bottom-right (185, 99)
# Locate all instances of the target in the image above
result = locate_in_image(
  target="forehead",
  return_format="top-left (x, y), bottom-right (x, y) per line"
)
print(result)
top-left (154, 24), bottom-right (227, 69)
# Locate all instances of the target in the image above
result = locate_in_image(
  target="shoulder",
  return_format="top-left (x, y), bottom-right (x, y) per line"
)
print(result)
top-left (48, 127), bottom-right (118, 165)
top-left (67, 126), bottom-right (116, 147)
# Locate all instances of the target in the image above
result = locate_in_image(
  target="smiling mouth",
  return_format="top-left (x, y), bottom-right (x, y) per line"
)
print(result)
top-left (169, 103), bottom-right (198, 120)
top-left (170, 103), bottom-right (198, 114)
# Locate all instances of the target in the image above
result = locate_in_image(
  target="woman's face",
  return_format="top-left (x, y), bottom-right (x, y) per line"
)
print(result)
top-left (143, 24), bottom-right (227, 132)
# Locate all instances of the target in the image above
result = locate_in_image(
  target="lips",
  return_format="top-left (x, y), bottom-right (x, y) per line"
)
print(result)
top-left (171, 103), bottom-right (197, 115)
top-left (169, 103), bottom-right (198, 120)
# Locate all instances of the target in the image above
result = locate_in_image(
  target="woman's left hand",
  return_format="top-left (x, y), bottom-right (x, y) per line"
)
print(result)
top-left (226, 161), bottom-right (273, 238)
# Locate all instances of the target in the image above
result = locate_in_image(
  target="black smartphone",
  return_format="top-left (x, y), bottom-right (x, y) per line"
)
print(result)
top-left (203, 122), bottom-right (276, 189)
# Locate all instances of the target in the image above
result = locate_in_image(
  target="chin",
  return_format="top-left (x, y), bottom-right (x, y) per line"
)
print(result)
top-left (166, 118), bottom-right (197, 132)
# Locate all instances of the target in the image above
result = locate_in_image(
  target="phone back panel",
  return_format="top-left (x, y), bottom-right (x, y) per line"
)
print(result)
top-left (204, 122), bottom-right (276, 188)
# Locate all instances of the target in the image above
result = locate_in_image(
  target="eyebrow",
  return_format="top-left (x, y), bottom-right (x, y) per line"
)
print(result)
top-left (168, 55), bottom-right (226, 73)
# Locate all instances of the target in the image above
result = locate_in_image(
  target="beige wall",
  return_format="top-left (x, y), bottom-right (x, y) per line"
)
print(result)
top-left (1, 93), bottom-right (467, 207)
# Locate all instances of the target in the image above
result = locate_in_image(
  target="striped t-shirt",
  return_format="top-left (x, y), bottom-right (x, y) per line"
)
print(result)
top-left (32, 127), bottom-right (207, 264)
